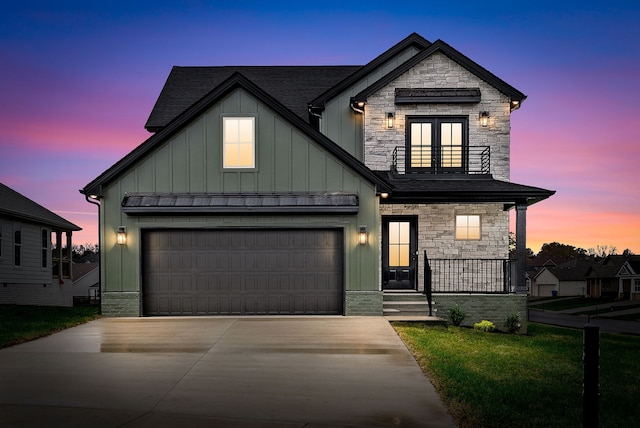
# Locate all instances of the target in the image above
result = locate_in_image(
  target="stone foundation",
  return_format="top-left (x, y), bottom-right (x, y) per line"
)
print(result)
top-left (345, 291), bottom-right (383, 316)
top-left (435, 294), bottom-right (527, 333)
top-left (101, 292), bottom-right (140, 317)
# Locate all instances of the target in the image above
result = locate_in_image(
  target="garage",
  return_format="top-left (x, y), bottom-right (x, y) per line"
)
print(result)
top-left (142, 229), bottom-right (344, 315)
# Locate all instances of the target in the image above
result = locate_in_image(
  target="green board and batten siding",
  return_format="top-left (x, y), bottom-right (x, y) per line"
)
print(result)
top-left (321, 45), bottom-right (421, 160)
top-left (99, 88), bottom-right (380, 316)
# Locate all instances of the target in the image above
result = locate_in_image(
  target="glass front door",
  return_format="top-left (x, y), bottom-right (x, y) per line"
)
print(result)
top-left (382, 217), bottom-right (417, 290)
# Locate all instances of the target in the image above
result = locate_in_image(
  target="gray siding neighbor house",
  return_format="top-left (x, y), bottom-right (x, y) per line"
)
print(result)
top-left (81, 34), bottom-right (554, 326)
top-left (1, 183), bottom-right (81, 307)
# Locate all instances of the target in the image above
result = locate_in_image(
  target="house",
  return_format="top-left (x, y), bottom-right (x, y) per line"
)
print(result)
top-left (586, 255), bottom-right (640, 300)
top-left (532, 258), bottom-right (591, 297)
top-left (72, 262), bottom-right (99, 304)
top-left (81, 33), bottom-right (554, 326)
top-left (0, 183), bottom-right (81, 307)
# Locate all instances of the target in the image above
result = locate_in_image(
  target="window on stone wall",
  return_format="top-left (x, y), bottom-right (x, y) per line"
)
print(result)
top-left (455, 214), bottom-right (481, 240)
top-left (406, 116), bottom-right (467, 173)
top-left (223, 117), bottom-right (255, 168)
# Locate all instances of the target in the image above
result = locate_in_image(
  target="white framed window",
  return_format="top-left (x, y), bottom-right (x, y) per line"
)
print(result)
top-left (634, 279), bottom-right (640, 293)
top-left (455, 215), bottom-right (481, 240)
top-left (223, 117), bottom-right (255, 168)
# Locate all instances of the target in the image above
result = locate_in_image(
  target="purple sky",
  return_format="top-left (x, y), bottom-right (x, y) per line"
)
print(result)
top-left (1, 1), bottom-right (638, 254)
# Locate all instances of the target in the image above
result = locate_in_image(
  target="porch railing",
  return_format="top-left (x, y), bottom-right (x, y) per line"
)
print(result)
top-left (392, 145), bottom-right (491, 175)
top-left (423, 252), bottom-right (513, 295)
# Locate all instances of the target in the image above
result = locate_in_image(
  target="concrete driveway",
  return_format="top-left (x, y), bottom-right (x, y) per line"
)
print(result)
top-left (0, 316), bottom-right (455, 427)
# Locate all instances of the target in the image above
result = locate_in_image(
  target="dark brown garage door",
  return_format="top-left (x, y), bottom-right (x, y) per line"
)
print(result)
top-left (142, 229), bottom-right (343, 315)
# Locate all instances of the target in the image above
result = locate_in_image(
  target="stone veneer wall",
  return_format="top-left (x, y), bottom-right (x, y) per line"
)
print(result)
top-left (434, 294), bottom-right (528, 334)
top-left (380, 203), bottom-right (509, 291)
top-left (101, 292), bottom-right (140, 317)
top-left (363, 51), bottom-right (512, 181)
top-left (345, 291), bottom-right (383, 315)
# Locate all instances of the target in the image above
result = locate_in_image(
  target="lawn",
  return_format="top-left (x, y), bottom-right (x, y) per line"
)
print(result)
top-left (394, 322), bottom-right (640, 428)
top-left (0, 305), bottom-right (100, 349)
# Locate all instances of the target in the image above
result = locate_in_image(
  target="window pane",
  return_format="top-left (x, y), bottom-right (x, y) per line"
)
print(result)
top-left (410, 123), bottom-right (431, 167)
top-left (223, 117), bottom-right (255, 168)
top-left (224, 118), bottom-right (239, 143)
top-left (238, 118), bottom-right (253, 142)
top-left (388, 222), bottom-right (410, 267)
top-left (456, 215), bottom-right (480, 240)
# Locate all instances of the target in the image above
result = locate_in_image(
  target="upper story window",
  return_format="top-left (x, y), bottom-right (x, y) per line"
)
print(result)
top-left (223, 117), bottom-right (255, 168)
top-left (406, 116), bottom-right (467, 173)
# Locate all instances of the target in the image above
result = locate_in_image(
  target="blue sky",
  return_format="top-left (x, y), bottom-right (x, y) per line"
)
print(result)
top-left (1, 1), bottom-right (639, 253)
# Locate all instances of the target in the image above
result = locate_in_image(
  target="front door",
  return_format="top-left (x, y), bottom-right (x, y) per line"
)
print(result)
top-left (382, 216), bottom-right (418, 290)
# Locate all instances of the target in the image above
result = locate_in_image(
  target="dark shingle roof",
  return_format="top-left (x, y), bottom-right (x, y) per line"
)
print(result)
top-left (145, 66), bottom-right (361, 132)
top-left (375, 173), bottom-right (554, 205)
top-left (0, 183), bottom-right (81, 231)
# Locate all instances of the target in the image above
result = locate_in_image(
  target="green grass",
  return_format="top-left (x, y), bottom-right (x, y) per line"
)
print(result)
top-left (0, 305), bottom-right (100, 349)
top-left (394, 323), bottom-right (640, 428)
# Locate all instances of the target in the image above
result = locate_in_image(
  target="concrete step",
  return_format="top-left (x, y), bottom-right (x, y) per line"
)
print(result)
top-left (383, 292), bottom-right (430, 302)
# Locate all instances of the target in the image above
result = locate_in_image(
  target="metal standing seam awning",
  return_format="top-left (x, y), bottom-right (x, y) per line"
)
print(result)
top-left (121, 192), bottom-right (359, 215)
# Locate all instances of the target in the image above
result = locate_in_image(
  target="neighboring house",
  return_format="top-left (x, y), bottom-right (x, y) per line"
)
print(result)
top-left (0, 183), bottom-right (81, 307)
top-left (586, 255), bottom-right (640, 300)
top-left (72, 262), bottom-right (99, 304)
top-left (81, 34), bottom-right (554, 325)
top-left (532, 259), bottom-right (591, 297)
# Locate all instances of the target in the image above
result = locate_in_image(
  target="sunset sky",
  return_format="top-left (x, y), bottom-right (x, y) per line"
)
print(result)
top-left (1, 1), bottom-right (638, 254)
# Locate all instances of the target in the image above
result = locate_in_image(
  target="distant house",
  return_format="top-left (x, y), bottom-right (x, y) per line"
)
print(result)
top-left (0, 183), bottom-right (81, 307)
top-left (81, 33), bottom-right (554, 326)
top-left (586, 255), bottom-right (640, 300)
top-left (72, 262), bottom-right (99, 304)
top-left (532, 259), bottom-right (591, 297)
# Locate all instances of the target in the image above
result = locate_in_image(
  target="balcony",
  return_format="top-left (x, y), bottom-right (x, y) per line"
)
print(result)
top-left (391, 146), bottom-right (491, 175)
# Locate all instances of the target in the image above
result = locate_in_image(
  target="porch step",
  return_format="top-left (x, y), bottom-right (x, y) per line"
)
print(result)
top-left (383, 292), bottom-right (443, 322)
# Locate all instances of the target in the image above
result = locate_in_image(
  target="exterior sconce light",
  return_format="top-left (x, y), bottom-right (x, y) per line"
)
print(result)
top-left (380, 192), bottom-right (389, 199)
top-left (387, 112), bottom-right (394, 129)
top-left (358, 226), bottom-right (367, 245)
top-left (116, 226), bottom-right (127, 246)
top-left (479, 111), bottom-right (489, 127)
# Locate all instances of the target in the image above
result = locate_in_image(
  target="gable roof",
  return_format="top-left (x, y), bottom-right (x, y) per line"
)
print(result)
top-left (82, 72), bottom-right (391, 197)
top-left (350, 39), bottom-right (526, 109)
top-left (536, 259), bottom-right (594, 281)
top-left (0, 183), bottom-right (81, 231)
top-left (145, 66), bottom-right (361, 132)
top-left (309, 32), bottom-right (432, 111)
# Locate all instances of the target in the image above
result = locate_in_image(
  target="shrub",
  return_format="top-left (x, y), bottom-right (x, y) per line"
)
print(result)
top-left (474, 320), bottom-right (495, 332)
top-left (448, 303), bottom-right (466, 326)
top-left (504, 312), bottom-right (522, 334)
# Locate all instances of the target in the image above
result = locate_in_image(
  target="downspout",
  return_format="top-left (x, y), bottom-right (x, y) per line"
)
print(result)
top-left (84, 194), bottom-right (102, 315)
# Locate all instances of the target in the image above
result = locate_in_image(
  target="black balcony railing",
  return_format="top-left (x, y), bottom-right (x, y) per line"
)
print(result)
top-left (392, 146), bottom-right (491, 175)
top-left (423, 253), bottom-right (513, 295)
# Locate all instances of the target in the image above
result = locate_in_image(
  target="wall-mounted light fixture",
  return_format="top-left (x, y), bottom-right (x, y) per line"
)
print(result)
top-left (479, 111), bottom-right (489, 127)
top-left (387, 112), bottom-right (394, 129)
top-left (116, 226), bottom-right (127, 246)
top-left (380, 192), bottom-right (389, 199)
top-left (358, 226), bottom-right (367, 245)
